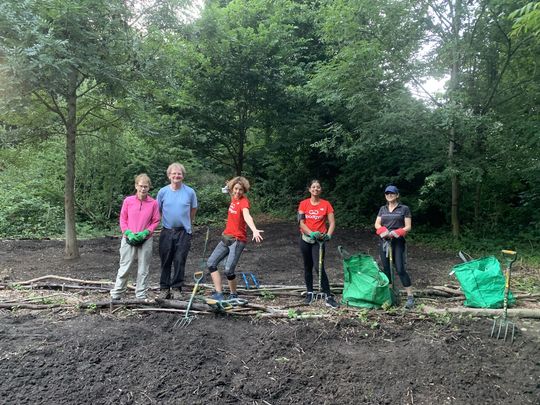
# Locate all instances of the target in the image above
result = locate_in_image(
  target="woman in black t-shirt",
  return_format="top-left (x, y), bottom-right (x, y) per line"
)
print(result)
top-left (374, 185), bottom-right (414, 308)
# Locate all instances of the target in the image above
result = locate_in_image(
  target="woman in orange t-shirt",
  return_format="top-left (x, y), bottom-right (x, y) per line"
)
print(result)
top-left (207, 176), bottom-right (264, 301)
top-left (298, 179), bottom-right (338, 308)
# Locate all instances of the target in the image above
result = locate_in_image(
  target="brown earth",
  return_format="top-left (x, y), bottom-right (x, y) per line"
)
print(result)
top-left (0, 221), bottom-right (539, 404)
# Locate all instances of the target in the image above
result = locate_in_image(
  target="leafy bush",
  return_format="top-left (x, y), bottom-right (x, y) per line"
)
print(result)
top-left (0, 141), bottom-right (64, 238)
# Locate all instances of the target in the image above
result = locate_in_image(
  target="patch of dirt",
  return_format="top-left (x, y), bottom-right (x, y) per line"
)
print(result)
top-left (1, 222), bottom-right (539, 404)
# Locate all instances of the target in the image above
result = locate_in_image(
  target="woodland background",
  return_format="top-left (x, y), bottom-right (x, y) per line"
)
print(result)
top-left (0, 0), bottom-right (538, 261)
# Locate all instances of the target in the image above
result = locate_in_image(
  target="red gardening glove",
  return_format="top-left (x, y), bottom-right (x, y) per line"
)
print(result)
top-left (376, 226), bottom-right (390, 238)
top-left (390, 228), bottom-right (407, 238)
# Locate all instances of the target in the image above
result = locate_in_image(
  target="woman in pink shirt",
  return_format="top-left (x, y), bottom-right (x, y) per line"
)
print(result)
top-left (110, 173), bottom-right (161, 301)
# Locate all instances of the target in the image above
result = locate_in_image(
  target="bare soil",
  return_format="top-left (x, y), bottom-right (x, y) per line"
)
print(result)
top-left (1, 221), bottom-right (539, 404)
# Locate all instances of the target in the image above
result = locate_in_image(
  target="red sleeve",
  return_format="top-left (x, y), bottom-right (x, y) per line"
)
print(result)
top-left (240, 197), bottom-right (250, 211)
top-left (325, 200), bottom-right (334, 214)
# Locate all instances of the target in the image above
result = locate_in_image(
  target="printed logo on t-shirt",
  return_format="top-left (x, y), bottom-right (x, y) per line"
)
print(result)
top-left (229, 202), bottom-right (238, 215)
top-left (306, 207), bottom-right (326, 220)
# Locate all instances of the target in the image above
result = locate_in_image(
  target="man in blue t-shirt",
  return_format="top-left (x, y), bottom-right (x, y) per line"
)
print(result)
top-left (157, 163), bottom-right (198, 300)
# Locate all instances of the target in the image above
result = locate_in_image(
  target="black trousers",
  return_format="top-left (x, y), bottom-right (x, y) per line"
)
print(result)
top-left (379, 238), bottom-right (411, 288)
top-left (159, 227), bottom-right (192, 290)
top-left (299, 238), bottom-right (331, 294)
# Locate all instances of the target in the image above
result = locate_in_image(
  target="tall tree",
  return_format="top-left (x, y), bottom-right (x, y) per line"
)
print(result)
top-left (0, 0), bottom-right (139, 258)
top-left (424, 0), bottom-right (535, 236)
top-left (172, 0), bottom-right (310, 175)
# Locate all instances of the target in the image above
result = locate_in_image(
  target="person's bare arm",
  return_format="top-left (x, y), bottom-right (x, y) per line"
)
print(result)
top-left (242, 208), bottom-right (263, 242)
top-left (326, 212), bottom-right (335, 236)
top-left (190, 208), bottom-right (197, 226)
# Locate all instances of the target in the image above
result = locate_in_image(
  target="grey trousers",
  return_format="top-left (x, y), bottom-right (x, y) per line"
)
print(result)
top-left (111, 237), bottom-right (153, 299)
top-left (207, 240), bottom-right (246, 276)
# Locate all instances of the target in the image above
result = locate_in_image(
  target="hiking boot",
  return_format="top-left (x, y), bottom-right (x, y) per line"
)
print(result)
top-left (110, 295), bottom-right (122, 302)
top-left (325, 295), bottom-right (339, 309)
top-left (171, 288), bottom-right (182, 300)
top-left (228, 293), bottom-right (239, 300)
top-left (158, 289), bottom-right (170, 300)
top-left (211, 292), bottom-right (224, 301)
top-left (135, 297), bottom-right (152, 303)
top-left (304, 292), bottom-right (314, 305)
top-left (405, 296), bottom-right (415, 309)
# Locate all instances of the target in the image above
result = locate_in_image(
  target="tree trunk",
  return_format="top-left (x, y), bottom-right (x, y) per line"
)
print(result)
top-left (64, 68), bottom-right (80, 259)
top-left (449, 0), bottom-right (461, 238)
top-left (448, 128), bottom-right (460, 237)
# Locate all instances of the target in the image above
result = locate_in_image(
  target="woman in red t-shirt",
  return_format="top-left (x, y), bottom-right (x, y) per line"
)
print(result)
top-left (298, 179), bottom-right (339, 308)
top-left (207, 176), bottom-right (264, 301)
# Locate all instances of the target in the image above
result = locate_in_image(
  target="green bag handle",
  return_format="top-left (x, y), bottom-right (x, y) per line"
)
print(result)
top-left (338, 245), bottom-right (353, 260)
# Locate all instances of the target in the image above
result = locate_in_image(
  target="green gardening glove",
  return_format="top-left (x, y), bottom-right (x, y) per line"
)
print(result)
top-left (125, 229), bottom-right (135, 241)
top-left (322, 233), bottom-right (332, 241)
top-left (309, 231), bottom-right (321, 240)
top-left (139, 229), bottom-right (150, 239)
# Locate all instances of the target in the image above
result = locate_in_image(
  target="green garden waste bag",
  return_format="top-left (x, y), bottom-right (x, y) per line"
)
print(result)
top-left (339, 247), bottom-right (392, 309)
top-left (451, 256), bottom-right (515, 308)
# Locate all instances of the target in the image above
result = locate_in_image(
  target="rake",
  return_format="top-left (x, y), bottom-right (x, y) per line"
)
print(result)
top-left (490, 250), bottom-right (517, 343)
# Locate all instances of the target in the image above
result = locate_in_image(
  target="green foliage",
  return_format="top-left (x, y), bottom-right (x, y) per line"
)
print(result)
top-left (509, 1), bottom-right (540, 39)
top-left (0, 0), bottom-right (538, 265)
top-left (0, 141), bottom-right (64, 238)
top-left (287, 309), bottom-right (298, 319)
top-left (260, 289), bottom-right (276, 301)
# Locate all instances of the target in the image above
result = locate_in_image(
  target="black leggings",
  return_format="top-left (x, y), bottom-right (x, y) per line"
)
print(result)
top-left (379, 238), bottom-right (411, 288)
top-left (300, 238), bottom-right (331, 294)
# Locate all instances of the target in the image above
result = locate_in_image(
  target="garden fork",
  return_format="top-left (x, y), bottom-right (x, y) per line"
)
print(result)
top-left (384, 239), bottom-right (401, 306)
top-left (175, 271), bottom-right (205, 327)
top-left (490, 250), bottom-right (517, 343)
top-left (175, 227), bottom-right (210, 327)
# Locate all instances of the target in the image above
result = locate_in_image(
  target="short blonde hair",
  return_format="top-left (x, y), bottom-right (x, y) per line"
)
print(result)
top-left (227, 176), bottom-right (250, 193)
top-left (167, 162), bottom-right (186, 176)
top-left (135, 173), bottom-right (151, 188)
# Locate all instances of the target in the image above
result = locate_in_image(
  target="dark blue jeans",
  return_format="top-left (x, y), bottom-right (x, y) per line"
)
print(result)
top-left (300, 238), bottom-right (331, 294)
top-left (159, 227), bottom-right (192, 290)
top-left (379, 238), bottom-right (411, 287)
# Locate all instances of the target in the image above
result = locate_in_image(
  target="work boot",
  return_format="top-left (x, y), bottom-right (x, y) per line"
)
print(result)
top-left (158, 289), bottom-right (170, 300)
top-left (405, 295), bottom-right (415, 309)
top-left (304, 292), bottom-right (314, 305)
top-left (171, 288), bottom-right (182, 300)
top-left (211, 291), bottom-right (224, 301)
top-left (228, 292), bottom-right (239, 300)
top-left (325, 295), bottom-right (339, 309)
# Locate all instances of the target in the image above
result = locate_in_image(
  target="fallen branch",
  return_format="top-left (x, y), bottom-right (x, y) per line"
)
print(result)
top-left (428, 286), bottom-right (464, 296)
top-left (11, 275), bottom-right (115, 286)
top-left (0, 303), bottom-right (63, 310)
top-left (78, 299), bottom-right (161, 309)
top-left (422, 305), bottom-right (540, 319)
top-left (131, 308), bottom-right (211, 315)
top-left (6, 283), bottom-right (112, 292)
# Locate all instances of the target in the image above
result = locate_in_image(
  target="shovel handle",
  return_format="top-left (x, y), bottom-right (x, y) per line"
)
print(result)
top-left (193, 271), bottom-right (205, 283)
top-left (501, 250), bottom-right (517, 266)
